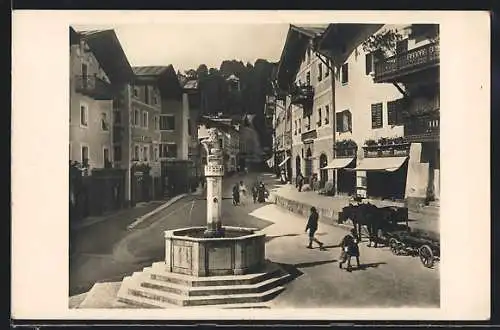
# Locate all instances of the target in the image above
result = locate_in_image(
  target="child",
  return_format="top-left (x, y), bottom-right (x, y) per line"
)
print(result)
top-left (339, 228), bottom-right (361, 272)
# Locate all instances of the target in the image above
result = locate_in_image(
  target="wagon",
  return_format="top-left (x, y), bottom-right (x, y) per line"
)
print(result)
top-left (386, 230), bottom-right (440, 268)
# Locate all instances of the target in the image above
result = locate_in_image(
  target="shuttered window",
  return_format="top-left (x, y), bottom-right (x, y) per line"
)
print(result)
top-left (336, 112), bottom-right (343, 132)
top-left (371, 103), bottom-right (383, 129)
top-left (387, 99), bottom-right (405, 125)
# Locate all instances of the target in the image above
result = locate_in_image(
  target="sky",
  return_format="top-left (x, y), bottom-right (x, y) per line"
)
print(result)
top-left (74, 24), bottom-right (290, 73)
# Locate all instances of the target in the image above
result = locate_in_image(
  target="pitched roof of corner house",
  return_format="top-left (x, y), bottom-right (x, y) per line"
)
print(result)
top-left (132, 65), bottom-right (183, 99)
top-left (132, 65), bottom-right (173, 76)
top-left (276, 24), bottom-right (328, 91)
top-left (316, 24), bottom-right (384, 67)
top-left (76, 29), bottom-right (134, 84)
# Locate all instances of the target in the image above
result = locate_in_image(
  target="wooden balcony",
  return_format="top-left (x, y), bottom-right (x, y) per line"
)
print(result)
top-left (75, 75), bottom-right (114, 100)
top-left (374, 42), bottom-right (439, 83)
top-left (404, 112), bottom-right (440, 142)
top-left (301, 129), bottom-right (317, 142)
top-left (334, 146), bottom-right (357, 158)
top-left (290, 85), bottom-right (314, 106)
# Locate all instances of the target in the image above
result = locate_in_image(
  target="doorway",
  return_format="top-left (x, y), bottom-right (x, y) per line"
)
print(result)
top-left (305, 147), bottom-right (313, 179)
top-left (319, 153), bottom-right (328, 188)
top-left (295, 156), bottom-right (301, 179)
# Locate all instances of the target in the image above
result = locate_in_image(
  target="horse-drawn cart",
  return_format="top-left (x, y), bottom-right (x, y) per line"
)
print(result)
top-left (386, 230), bottom-right (440, 268)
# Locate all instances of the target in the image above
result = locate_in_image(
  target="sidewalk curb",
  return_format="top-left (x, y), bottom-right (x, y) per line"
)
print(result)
top-left (269, 192), bottom-right (354, 233)
top-left (127, 193), bottom-right (188, 230)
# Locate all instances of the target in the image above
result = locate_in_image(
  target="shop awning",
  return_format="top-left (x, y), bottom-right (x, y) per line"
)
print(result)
top-left (347, 156), bottom-right (408, 172)
top-left (321, 157), bottom-right (355, 170)
top-left (278, 156), bottom-right (290, 167)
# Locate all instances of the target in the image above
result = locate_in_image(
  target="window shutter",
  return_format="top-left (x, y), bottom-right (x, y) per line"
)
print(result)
top-left (346, 111), bottom-right (352, 132)
top-left (387, 100), bottom-right (397, 125)
top-left (336, 112), bottom-right (343, 132)
top-left (371, 103), bottom-right (383, 129)
top-left (396, 98), bottom-right (405, 125)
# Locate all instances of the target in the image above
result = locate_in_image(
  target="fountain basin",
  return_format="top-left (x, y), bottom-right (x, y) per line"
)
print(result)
top-left (164, 226), bottom-right (266, 277)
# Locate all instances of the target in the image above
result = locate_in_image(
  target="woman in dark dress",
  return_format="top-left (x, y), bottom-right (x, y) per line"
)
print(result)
top-left (257, 182), bottom-right (266, 203)
top-left (232, 184), bottom-right (240, 206)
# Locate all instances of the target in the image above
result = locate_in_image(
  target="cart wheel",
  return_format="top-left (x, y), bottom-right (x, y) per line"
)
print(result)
top-left (389, 238), bottom-right (400, 255)
top-left (419, 244), bottom-right (434, 268)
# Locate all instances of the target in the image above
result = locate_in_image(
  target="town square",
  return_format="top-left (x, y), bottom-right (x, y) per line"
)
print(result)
top-left (65, 22), bottom-right (443, 309)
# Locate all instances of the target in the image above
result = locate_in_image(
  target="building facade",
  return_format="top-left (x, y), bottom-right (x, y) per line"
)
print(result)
top-left (277, 23), bottom-right (440, 209)
top-left (69, 28), bottom-right (134, 217)
top-left (276, 25), bottom-right (334, 186)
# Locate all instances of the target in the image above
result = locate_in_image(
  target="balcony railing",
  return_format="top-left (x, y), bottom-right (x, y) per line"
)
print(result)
top-left (374, 42), bottom-right (439, 83)
top-left (334, 146), bottom-right (358, 158)
top-left (301, 129), bottom-right (317, 142)
top-left (75, 75), bottom-right (114, 100)
top-left (290, 85), bottom-right (314, 106)
top-left (404, 112), bottom-right (440, 142)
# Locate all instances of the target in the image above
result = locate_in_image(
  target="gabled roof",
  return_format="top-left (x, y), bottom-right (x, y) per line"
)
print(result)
top-left (133, 66), bottom-right (171, 76)
top-left (276, 24), bottom-right (328, 91)
top-left (316, 24), bottom-right (384, 67)
top-left (76, 29), bottom-right (134, 84)
top-left (132, 65), bottom-right (183, 100)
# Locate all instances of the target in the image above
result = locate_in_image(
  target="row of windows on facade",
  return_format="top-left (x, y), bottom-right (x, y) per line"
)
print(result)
top-left (293, 100), bottom-right (404, 135)
top-left (76, 143), bottom-right (179, 165)
top-left (301, 39), bottom-right (410, 87)
top-left (300, 47), bottom-right (397, 87)
top-left (300, 61), bottom-right (350, 86)
top-left (132, 85), bottom-right (160, 106)
top-left (76, 104), bottom-right (192, 135)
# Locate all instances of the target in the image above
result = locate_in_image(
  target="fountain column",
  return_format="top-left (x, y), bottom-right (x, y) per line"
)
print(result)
top-left (202, 128), bottom-right (224, 237)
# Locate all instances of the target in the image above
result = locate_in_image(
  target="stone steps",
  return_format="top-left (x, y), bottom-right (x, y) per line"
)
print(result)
top-left (142, 273), bottom-right (290, 297)
top-left (147, 261), bottom-right (281, 287)
top-left (115, 260), bottom-right (289, 308)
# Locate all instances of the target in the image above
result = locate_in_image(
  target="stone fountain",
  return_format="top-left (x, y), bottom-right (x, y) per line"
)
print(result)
top-left (114, 128), bottom-right (289, 308)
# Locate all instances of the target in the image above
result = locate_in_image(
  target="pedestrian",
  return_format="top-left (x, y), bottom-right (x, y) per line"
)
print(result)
top-left (338, 228), bottom-right (361, 272)
top-left (238, 181), bottom-right (248, 205)
top-left (280, 169), bottom-right (287, 183)
top-left (232, 184), bottom-right (240, 206)
top-left (296, 172), bottom-right (304, 192)
top-left (257, 182), bottom-right (267, 203)
top-left (252, 183), bottom-right (258, 203)
top-left (305, 207), bottom-right (325, 250)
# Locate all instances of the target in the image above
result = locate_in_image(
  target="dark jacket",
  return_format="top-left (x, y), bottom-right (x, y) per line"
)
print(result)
top-left (340, 234), bottom-right (360, 257)
top-left (305, 211), bottom-right (319, 232)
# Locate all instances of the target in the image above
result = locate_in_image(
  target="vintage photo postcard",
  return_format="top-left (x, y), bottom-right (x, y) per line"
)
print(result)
top-left (11, 10), bottom-right (490, 321)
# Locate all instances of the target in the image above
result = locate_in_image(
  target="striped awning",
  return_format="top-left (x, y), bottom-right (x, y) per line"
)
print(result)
top-left (347, 156), bottom-right (408, 172)
top-left (321, 157), bottom-right (355, 170)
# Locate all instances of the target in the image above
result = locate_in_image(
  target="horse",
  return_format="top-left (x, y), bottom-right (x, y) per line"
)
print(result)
top-left (340, 203), bottom-right (394, 248)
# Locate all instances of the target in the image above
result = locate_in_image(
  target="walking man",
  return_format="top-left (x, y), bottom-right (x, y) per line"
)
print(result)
top-left (305, 207), bottom-right (325, 250)
top-left (296, 171), bottom-right (304, 192)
